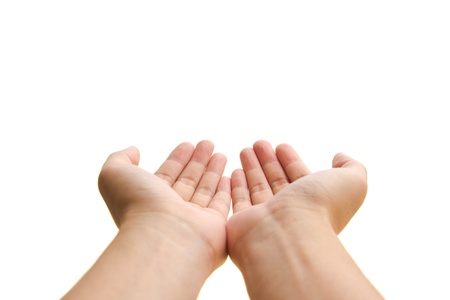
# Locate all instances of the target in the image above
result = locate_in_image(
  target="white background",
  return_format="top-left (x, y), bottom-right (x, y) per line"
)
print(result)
top-left (1, 1), bottom-right (449, 299)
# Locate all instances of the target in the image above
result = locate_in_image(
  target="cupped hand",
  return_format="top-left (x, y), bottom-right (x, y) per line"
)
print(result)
top-left (227, 140), bottom-right (367, 261)
top-left (98, 140), bottom-right (231, 270)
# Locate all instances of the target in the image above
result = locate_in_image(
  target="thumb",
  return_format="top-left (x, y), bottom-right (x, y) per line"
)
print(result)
top-left (104, 146), bottom-right (141, 167)
top-left (332, 152), bottom-right (367, 174)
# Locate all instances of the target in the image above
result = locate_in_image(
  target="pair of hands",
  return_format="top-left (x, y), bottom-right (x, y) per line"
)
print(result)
top-left (98, 140), bottom-right (368, 275)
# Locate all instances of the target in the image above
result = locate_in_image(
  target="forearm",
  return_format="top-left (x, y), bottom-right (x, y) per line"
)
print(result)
top-left (62, 222), bottom-right (214, 300)
top-left (232, 219), bottom-right (383, 300)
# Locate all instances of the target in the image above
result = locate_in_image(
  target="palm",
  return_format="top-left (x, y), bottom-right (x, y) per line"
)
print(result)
top-left (99, 141), bottom-right (231, 267)
top-left (272, 162), bottom-right (367, 233)
top-left (152, 141), bottom-right (231, 266)
top-left (227, 140), bottom-right (367, 251)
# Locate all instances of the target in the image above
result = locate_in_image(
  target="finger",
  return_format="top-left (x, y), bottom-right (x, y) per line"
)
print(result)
top-left (172, 140), bottom-right (215, 201)
top-left (102, 146), bottom-right (141, 168)
top-left (98, 146), bottom-right (141, 196)
top-left (230, 169), bottom-right (252, 213)
top-left (154, 142), bottom-right (195, 186)
top-left (253, 140), bottom-right (290, 194)
top-left (240, 146), bottom-right (273, 205)
top-left (98, 146), bottom-right (141, 227)
top-left (275, 143), bottom-right (311, 181)
top-left (332, 152), bottom-right (368, 231)
top-left (208, 176), bottom-right (232, 220)
top-left (332, 152), bottom-right (367, 173)
top-left (191, 152), bottom-right (227, 208)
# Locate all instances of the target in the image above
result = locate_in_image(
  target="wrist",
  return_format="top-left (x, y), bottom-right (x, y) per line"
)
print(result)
top-left (116, 218), bottom-right (216, 299)
top-left (120, 207), bottom-right (227, 271)
top-left (64, 215), bottom-right (218, 300)
top-left (228, 203), bottom-right (337, 299)
top-left (229, 201), bottom-right (333, 261)
top-left (228, 200), bottom-right (382, 300)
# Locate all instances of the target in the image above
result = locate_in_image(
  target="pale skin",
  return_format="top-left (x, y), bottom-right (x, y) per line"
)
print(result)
top-left (227, 140), bottom-right (384, 299)
top-left (62, 140), bottom-right (231, 300)
top-left (62, 140), bottom-right (383, 299)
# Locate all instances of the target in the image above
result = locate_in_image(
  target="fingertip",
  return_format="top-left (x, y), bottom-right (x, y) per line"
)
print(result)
top-left (213, 152), bottom-right (228, 162)
top-left (231, 168), bottom-right (244, 178)
top-left (239, 147), bottom-right (257, 168)
top-left (221, 175), bottom-right (231, 181)
top-left (124, 145), bottom-right (139, 153)
top-left (230, 169), bottom-right (247, 190)
top-left (333, 152), bottom-right (366, 172)
top-left (176, 141), bottom-right (195, 152)
top-left (104, 146), bottom-right (140, 166)
top-left (332, 152), bottom-right (350, 166)
top-left (240, 147), bottom-right (253, 156)
top-left (197, 139), bottom-right (214, 149)
top-left (122, 146), bottom-right (140, 165)
top-left (275, 143), bottom-right (301, 163)
top-left (275, 143), bottom-right (291, 152)
top-left (253, 140), bottom-right (274, 153)
top-left (253, 139), bottom-right (269, 147)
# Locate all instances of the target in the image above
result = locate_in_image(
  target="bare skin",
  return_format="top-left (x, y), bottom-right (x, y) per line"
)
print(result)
top-left (62, 140), bottom-right (231, 300)
top-left (227, 140), bottom-right (384, 300)
top-left (62, 139), bottom-right (383, 299)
